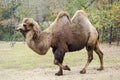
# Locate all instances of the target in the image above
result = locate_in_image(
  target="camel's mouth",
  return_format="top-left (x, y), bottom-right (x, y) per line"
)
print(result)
top-left (16, 27), bottom-right (24, 32)
top-left (15, 23), bottom-right (26, 31)
top-left (17, 28), bottom-right (28, 34)
top-left (15, 28), bottom-right (21, 31)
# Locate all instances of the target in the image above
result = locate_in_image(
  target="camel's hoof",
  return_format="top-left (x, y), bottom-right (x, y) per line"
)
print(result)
top-left (97, 67), bottom-right (104, 71)
top-left (80, 70), bottom-right (86, 74)
top-left (63, 65), bottom-right (71, 71)
top-left (55, 72), bottom-right (63, 76)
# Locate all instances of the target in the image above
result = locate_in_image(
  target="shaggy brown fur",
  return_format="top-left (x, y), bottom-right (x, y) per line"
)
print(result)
top-left (16, 10), bottom-right (104, 76)
top-left (16, 18), bottom-right (52, 55)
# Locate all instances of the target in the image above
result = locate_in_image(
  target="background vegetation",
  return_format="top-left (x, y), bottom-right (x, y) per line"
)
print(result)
top-left (0, 0), bottom-right (120, 42)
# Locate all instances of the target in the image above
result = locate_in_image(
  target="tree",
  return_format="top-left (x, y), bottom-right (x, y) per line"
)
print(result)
top-left (0, 0), bottom-right (21, 41)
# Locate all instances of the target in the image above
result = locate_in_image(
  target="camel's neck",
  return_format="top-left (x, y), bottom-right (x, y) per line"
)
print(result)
top-left (25, 30), bottom-right (52, 55)
top-left (25, 31), bottom-right (35, 41)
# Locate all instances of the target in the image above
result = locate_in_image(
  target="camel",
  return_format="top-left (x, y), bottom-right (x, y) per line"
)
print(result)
top-left (16, 10), bottom-right (104, 76)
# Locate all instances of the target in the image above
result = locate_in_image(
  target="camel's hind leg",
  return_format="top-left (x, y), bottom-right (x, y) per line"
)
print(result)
top-left (80, 45), bottom-right (94, 74)
top-left (94, 42), bottom-right (104, 70)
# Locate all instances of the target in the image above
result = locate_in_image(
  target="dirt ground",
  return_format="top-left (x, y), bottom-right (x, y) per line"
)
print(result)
top-left (0, 43), bottom-right (120, 80)
top-left (0, 66), bottom-right (120, 80)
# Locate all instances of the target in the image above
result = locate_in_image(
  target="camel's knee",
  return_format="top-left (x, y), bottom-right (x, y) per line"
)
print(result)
top-left (54, 59), bottom-right (59, 65)
top-left (86, 44), bottom-right (95, 51)
top-left (54, 54), bottom-right (65, 64)
top-left (88, 57), bottom-right (93, 63)
top-left (86, 46), bottom-right (92, 51)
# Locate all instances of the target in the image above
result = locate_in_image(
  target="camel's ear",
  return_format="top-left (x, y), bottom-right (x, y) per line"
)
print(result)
top-left (31, 23), bottom-right (39, 33)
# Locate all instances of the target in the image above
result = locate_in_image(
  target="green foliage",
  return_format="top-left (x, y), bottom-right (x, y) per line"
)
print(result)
top-left (16, 6), bottom-right (32, 20)
top-left (0, 3), bottom-right (3, 21)
top-left (64, 0), bottom-right (87, 15)
top-left (86, 1), bottom-right (120, 28)
top-left (0, 0), bottom-right (22, 41)
top-left (2, 0), bottom-right (20, 19)
top-left (100, 2), bottom-right (120, 28)
top-left (39, 22), bottom-right (50, 30)
top-left (110, 2), bottom-right (120, 27)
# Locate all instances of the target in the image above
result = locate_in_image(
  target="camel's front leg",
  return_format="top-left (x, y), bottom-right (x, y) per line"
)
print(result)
top-left (53, 48), bottom-right (71, 76)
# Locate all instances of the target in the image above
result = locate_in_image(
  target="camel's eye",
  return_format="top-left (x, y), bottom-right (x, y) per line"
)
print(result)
top-left (23, 24), bottom-right (27, 27)
top-left (29, 23), bottom-right (34, 27)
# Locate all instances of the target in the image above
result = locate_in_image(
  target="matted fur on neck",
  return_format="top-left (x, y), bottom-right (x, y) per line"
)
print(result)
top-left (26, 30), bottom-right (52, 55)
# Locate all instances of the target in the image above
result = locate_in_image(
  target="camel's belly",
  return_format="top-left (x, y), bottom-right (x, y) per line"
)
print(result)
top-left (68, 43), bottom-right (85, 52)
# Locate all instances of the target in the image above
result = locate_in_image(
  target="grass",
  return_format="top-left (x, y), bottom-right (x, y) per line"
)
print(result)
top-left (0, 42), bottom-right (120, 70)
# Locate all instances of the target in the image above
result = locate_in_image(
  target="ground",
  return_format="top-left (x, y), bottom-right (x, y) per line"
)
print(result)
top-left (0, 42), bottom-right (120, 80)
top-left (0, 65), bottom-right (120, 80)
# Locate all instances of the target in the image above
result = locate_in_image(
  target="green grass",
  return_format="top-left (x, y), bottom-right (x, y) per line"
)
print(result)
top-left (0, 42), bottom-right (120, 70)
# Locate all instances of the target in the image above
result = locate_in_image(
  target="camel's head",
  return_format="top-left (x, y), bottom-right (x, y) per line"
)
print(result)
top-left (16, 18), bottom-right (41, 37)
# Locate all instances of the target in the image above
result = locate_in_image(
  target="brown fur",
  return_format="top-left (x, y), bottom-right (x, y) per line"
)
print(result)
top-left (16, 18), bottom-right (52, 55)
top-left (16, 10), bottom-right (104, 76)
